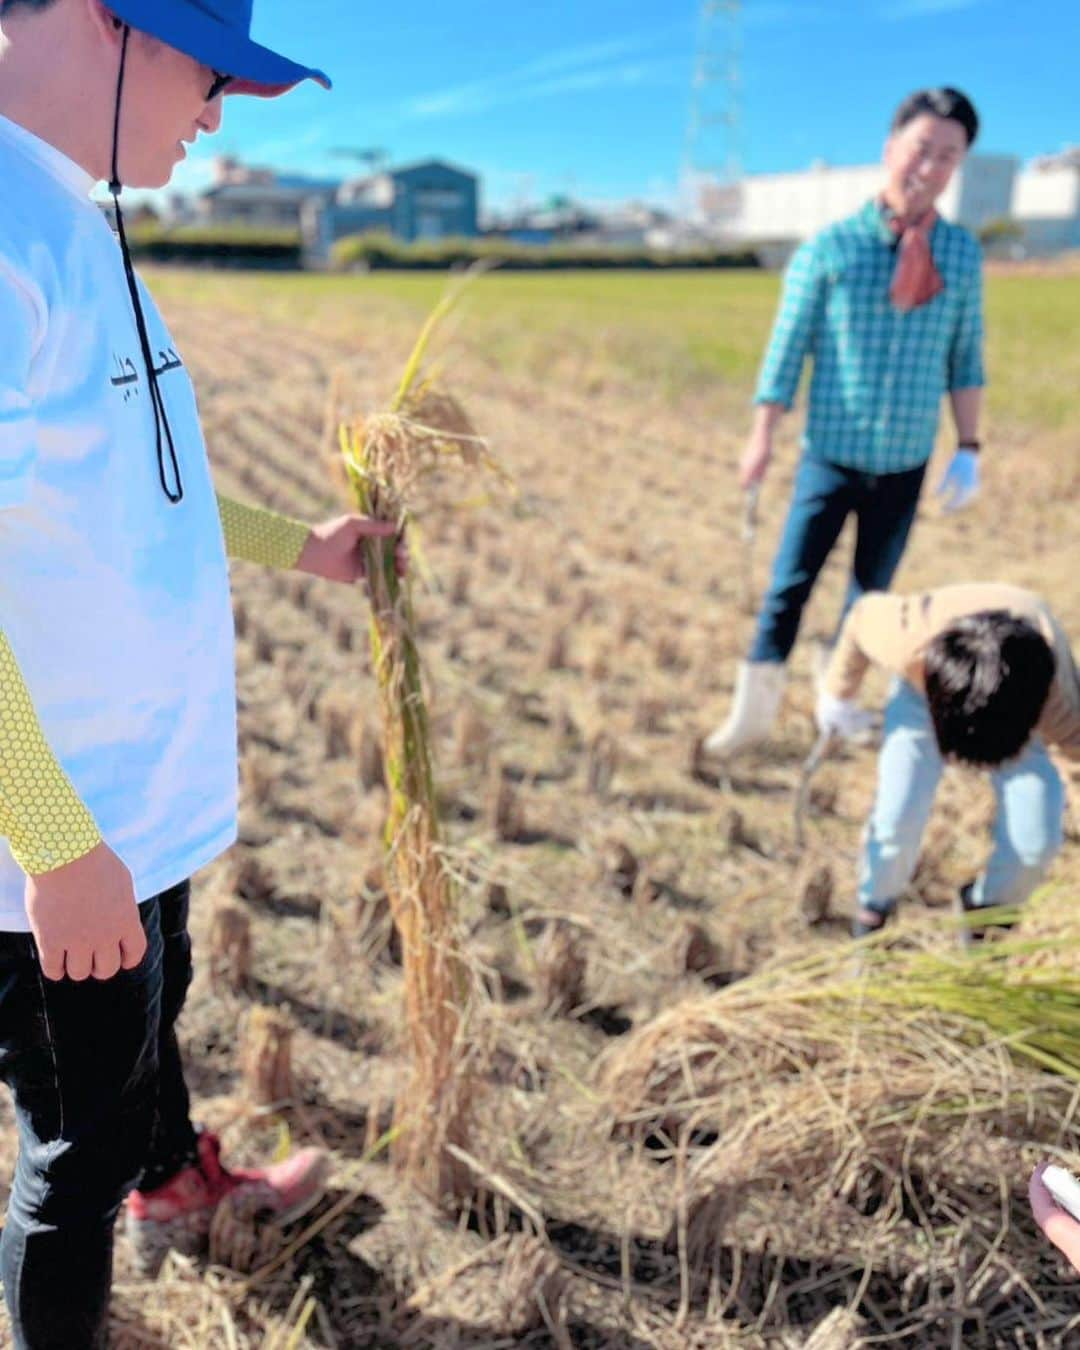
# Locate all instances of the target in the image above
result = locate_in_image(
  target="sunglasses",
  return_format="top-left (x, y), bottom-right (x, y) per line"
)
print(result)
top-left (206, 70), bottom-right (234, 101)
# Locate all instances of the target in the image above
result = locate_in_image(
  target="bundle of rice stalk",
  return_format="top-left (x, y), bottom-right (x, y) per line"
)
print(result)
top-left (602, 922), bottom-right (1080, 1331)
top-left (337, 274), bottom-right (506, 1202)
top-left (603, 919), bottom-right (1080, 1190)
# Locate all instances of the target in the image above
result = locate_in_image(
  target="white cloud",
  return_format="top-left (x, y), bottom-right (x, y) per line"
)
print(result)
top-left (524, 59), bottom-right (683, 100)
top-left (524, 32), bottom-right (681, 78)
top-left (880, 0), bottom-right (985, 17)
top-left (398, 29), bottom-right (687, 123)
top-left (405, 76), bottom-right (506, 121)
top-left (243, 123), bottom-right (329, 165)
top-left (403, 57), bottom-right (681, 121)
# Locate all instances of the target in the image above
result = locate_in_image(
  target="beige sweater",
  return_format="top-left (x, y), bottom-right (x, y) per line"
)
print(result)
top-left (824, 584), bottom-right (1080, 761)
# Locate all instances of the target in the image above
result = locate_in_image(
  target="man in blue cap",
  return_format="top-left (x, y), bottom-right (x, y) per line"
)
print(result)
top-left (0, 2), bottom-right (390, 1343)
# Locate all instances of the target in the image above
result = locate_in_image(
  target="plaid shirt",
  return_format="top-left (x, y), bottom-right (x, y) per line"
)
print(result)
top-left (754, 199), bottom-right (985, 474)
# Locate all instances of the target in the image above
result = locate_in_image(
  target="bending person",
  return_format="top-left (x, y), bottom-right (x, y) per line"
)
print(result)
top-left (815, 584), bottom-right (1078, 938)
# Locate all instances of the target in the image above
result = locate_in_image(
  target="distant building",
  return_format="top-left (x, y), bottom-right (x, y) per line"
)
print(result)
top-left (98, 199), bottom-right (160, 231)
top-left (712, 154), bottom-right (1018, 261)
top-left (1012, 147), bottom-right (1080, 256)
top-left (580, 202), bottom-right (675, 248)
top-left (391, 160), bottom-right (480, 241)
top-left (195, 157), bottom-right (338, 231)
top-left (484, 196), bottom-right (599, 246)
top-left (305, 159), bottom-right (480, 262)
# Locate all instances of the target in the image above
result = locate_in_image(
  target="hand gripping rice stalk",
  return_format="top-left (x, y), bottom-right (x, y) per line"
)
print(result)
top-left (338, 277), bottom-right (503, 1201)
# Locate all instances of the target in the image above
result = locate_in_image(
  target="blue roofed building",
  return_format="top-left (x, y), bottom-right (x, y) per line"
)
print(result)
top-left (190, 155), bottom-right (482, 263)
top-left (388, 160), bottom-right (479, 240)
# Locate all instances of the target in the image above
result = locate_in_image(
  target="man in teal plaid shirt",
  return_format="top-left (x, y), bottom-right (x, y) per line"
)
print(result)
top-left (705, 87), bottom-right (986, 759)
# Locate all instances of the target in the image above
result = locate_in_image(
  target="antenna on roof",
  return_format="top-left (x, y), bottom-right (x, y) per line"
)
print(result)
top-left (330, 148), bottom-right (389, 174)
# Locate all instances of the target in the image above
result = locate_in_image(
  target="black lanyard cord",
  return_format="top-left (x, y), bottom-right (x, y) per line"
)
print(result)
top-left (108, 24), bottom-right (184, 504)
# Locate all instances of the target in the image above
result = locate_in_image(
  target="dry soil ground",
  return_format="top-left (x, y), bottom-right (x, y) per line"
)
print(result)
top-left (0, 266), bottom-right (1077, 1349)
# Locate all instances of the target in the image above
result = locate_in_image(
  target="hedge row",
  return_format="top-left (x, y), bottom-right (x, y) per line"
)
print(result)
top-left (125, 225), bottom-right (303, 267)
top-left (118, 224), bottom-right (763, 271)
top-left (331, 232), bottom-right (762, 271)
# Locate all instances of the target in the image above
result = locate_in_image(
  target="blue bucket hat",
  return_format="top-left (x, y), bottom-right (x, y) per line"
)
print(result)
top-left (105, 0), bottom-right (331, 98)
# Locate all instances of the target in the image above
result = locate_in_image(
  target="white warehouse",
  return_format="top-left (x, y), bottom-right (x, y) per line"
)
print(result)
top-left (1012, 148), bottom-right (1080, 256)
top-left (718, 154), bottom-right (1017, 258)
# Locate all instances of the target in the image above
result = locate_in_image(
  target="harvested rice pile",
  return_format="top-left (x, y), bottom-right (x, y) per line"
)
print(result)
top-left (600, 910), bottom-right (1080, 1343)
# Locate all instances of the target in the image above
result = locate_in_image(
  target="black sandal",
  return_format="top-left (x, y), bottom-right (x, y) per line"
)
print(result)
top-left (956, 883), bottom-right (1015, 946)
top-left (852, 909), bottom-right (890, 939)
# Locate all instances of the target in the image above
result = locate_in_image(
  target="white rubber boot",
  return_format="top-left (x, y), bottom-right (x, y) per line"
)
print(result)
top-left (700, 661), bottom-right (786, 760)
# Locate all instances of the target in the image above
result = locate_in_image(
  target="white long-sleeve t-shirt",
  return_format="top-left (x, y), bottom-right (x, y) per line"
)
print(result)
top-left (0, 113), bottom-right (238, 929)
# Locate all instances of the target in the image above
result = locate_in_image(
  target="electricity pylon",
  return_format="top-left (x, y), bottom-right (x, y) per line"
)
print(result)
top-left (683, 0), bottom-right (744, 228)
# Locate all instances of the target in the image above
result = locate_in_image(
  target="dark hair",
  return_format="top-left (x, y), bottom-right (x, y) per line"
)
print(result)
top-left (1, 0), bottom-right (63, 11)
top-left (892, 87), bottom-right (980, 147)
top-left (924, 611), bottom-right (1056, 767)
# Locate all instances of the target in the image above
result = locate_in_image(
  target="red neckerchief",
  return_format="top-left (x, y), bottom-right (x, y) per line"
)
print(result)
top-left (881, 199), bottom-right (944, 312)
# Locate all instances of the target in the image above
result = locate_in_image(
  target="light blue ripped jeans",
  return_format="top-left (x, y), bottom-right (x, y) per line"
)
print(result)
top-left (860, 679), bottom-right (1065, 917)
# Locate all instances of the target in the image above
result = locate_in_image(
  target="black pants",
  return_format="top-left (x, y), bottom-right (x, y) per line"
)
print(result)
top-left (0, 883), bottom-right (198, 1349)
top-left (749, 456), bottom-right (927, 663)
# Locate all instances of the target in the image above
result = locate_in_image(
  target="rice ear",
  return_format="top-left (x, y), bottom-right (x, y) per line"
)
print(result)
top-left (335, 275), bottom-right (509, 1203)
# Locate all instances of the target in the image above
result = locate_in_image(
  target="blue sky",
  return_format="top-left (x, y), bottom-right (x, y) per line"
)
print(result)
top-left (168, 0), bottom-right (1078, 210)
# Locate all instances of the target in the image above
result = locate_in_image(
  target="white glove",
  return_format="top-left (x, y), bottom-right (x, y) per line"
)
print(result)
top-left (935, 448), bottom-right (980, 514)
top-left (816, 689), bottom-right (879, 742)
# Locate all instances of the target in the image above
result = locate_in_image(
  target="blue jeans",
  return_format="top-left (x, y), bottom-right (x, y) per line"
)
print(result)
top-left (0, 883), bottom-right (198, 1349)
top-left (749, 456), bottom-right (927, 664)
top-left (860, 681), bottom-right (1066, 916)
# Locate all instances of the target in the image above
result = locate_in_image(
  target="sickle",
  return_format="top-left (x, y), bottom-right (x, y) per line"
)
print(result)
top-left (741, 483), bottom-right (761, 615)
top-left (793, 727), bottom-right (838, 851)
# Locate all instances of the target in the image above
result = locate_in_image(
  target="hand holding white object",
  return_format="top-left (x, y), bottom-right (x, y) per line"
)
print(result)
top-left (815, 689), bottom-right (878, 743)
top-left (1031, 1162), bottom-right (1080, 1275)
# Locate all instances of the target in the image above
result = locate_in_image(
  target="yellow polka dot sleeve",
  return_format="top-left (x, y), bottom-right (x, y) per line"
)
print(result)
top-left (0, 632), bottom-right (102, 876)
top-left (216, 493), bottom-right (311, 571)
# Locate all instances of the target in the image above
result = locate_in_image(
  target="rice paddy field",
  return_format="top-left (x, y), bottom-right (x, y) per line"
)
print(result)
top-left (8, 264), bottom-right (1080, 1347)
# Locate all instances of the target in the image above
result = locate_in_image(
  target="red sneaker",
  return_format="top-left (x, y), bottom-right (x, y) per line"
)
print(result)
top-left (126, 1131), bottom-right (328, 1275)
